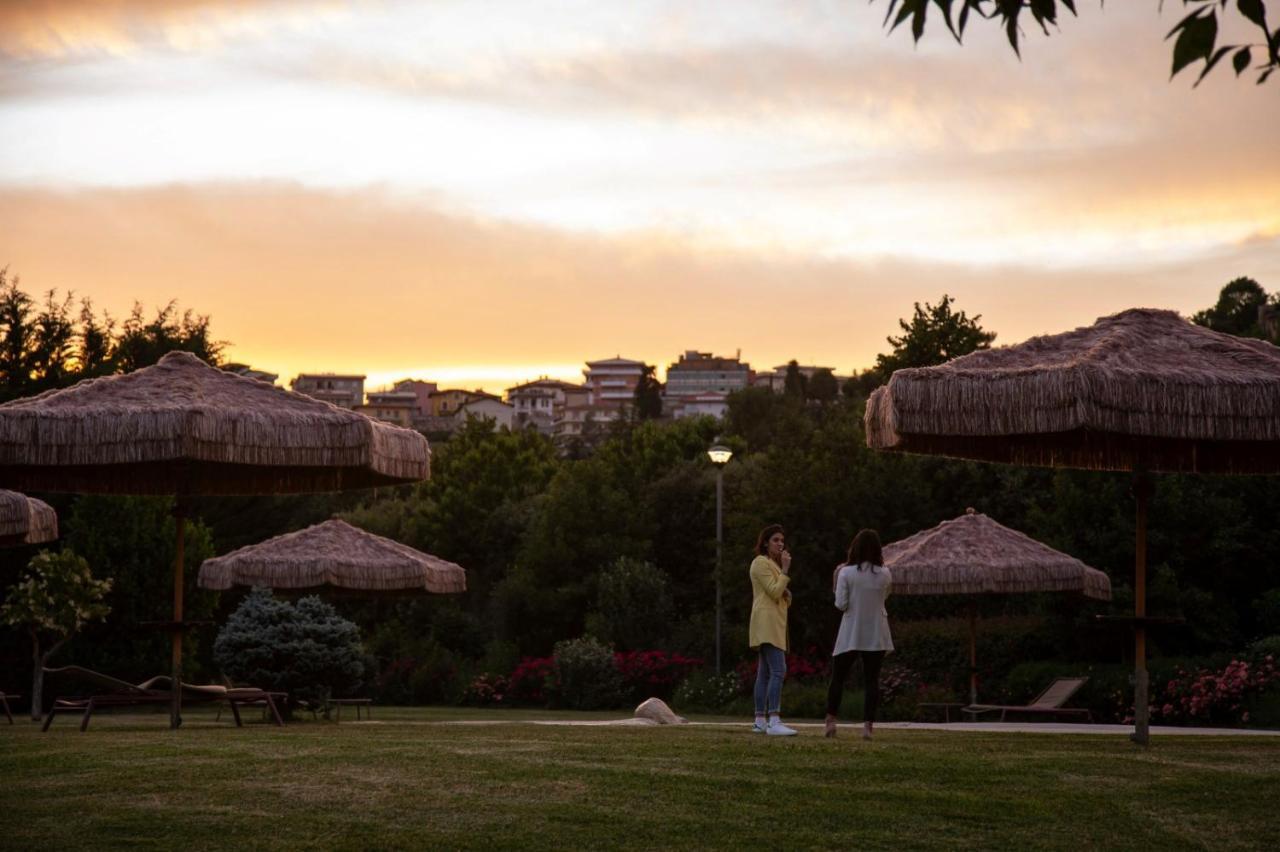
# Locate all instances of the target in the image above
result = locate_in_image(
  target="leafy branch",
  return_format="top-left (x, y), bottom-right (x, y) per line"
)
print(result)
top-left (875, 1), bottom-right (1279, 85)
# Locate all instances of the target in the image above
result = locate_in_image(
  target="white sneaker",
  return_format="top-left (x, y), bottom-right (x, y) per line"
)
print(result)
top-left (751, 720), bottom-right (767, 733)
top-left (766, 719), bottom-right (798, 737)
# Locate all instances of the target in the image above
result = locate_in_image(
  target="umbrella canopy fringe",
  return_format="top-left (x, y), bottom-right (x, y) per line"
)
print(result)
top-left (0, 490), bottom-right (57, 544)
top-left (866, 308), bottom-right (1280, 474)
top-left (0, 352), bottom-right (430, 493)
top-left (883, 511), bottom-right (1112, 601)
top-left (198, 519), bottom-right (466, 594)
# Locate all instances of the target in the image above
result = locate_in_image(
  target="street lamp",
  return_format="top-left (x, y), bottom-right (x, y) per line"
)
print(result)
top-left (707, 443), bottom-right (732, 675)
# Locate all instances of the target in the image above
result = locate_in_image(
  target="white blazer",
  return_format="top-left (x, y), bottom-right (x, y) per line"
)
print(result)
top-left (832, 562), bottom-right (893, 654)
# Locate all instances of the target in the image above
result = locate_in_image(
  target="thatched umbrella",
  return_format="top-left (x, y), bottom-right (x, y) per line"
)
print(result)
top-left (0, 351), bottom-right (431, 727)
top-left (883, 508), bottom-right (1111, 705)
top-left (198, 518), bottom-right (466, 595)
top-left (0, 490), bottom-right (57, 547)
top-left (866, 307), bottom-right (1280, 743)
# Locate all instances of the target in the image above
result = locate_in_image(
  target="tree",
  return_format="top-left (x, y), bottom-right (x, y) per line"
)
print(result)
top-left (63, 496), bottom-right (216, 682)
top-left (874, 1), bottom-right (1279, 86)
top-left (0, 550), bottom-right (112, 719)
top-left (874, 295), bottom-right (996, 380)
top-left (633, 363), bottom-right (663, 420)
top-left (0, 268), bottom-right (36, 399)
top-left (115, 302), bottom-right (223, 372)
top-left (76, 299), bottom-right (116, 379)
top-left (1192, 276), bottom-right (1273, 340)
top-left (806, 367), bottom-right (839, 403)
top-left (585, 557), bottom-right (676, 651)
top-left (0, 268), bottom-right (224, 400)
top-left (783, 360), bottom-right (808, 399)
top-left (29, 290), bottom-right (76, 392)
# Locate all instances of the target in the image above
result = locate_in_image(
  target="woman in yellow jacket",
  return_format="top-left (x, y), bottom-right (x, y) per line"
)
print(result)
top-left (749, 524), bottom-right (798, 736)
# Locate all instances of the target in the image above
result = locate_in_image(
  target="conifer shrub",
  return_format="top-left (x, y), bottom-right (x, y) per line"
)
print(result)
top-left (214, 588), bottom-right (365, 714)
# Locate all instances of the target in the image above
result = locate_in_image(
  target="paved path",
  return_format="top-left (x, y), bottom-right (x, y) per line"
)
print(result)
top-left (429, 718), bottom-right (1280, 736)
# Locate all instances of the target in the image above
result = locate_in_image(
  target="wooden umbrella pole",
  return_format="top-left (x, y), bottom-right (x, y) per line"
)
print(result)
top-left (968, 603), bottom-right (978, 706)
top-left (171, 502), bottom-right (185, 730)
top-left (1131, 473), bottom-right (1152, 746)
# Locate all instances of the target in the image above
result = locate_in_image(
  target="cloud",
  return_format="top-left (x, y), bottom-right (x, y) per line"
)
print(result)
top-left (0, 0), bottom-right (337, 60)
top-left (2, 182), bottom-right (1272, 389)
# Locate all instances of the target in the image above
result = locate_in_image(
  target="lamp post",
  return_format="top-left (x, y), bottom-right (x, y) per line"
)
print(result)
top-left (707, 443), bottom-right (733, 676)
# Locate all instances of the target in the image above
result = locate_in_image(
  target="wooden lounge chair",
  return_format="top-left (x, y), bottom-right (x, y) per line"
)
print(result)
top-left (1, 691), bottom-right (18, 724)
top-left (962, 677), bottom-right (1092, 723)
top-left (41, 666), bottom-right (285, 731)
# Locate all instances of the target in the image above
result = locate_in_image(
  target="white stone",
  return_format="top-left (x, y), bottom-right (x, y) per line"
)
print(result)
top-left (634, 697), bottom-right (687, 725)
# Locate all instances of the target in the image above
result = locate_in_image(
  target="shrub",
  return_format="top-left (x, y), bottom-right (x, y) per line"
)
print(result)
top-left (891, 615), bottom-right (1059, 692)
top-left (734, 646), bottom-right (831, 692)
top-left (1153, 656), bottom-right (1278, 726)
top-left (508, 656), bottom-right (555, 705)
top-left (673, 671), bottom-right (743, 714)
top-left (614, 650), bottom-right (703, 703)
top-left (373, 640), bottom-right (458, 705)
top-left (584, 558), bottom-right (675, 651)
top-left (1254, 590), bottom-right (1280, 637)
top-left (782, 684), bottom-right (832, 720)
top-left (547, 636), bottom-right (623, 710)
top-left (461, 673), bottom-right (510, 706)
top-left (1248, 635), bottom-right (1280, 660)
top-left (214, 588), bottom-right (365, 713)
top-left (1243, 688), bottom-right (1280, 728)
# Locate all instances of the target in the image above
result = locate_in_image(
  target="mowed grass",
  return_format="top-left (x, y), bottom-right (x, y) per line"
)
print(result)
top-left (2, 706), bottom-right (1278, 850)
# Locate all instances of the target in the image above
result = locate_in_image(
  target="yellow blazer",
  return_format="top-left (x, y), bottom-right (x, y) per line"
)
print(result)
top-left (748, 555), bottom-right (790, 651)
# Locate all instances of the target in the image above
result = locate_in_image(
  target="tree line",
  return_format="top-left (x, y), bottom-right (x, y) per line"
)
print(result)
top-left (1, 270), bottom-right (1278, 707)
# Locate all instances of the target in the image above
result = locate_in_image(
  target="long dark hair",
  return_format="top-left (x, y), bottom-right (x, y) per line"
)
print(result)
top-left (755, 524), bottom-right (785, 559)
top-left (846, 529), bottom-right (883, 570)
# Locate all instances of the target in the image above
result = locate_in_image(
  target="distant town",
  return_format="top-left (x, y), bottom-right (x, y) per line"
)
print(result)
top-left (224, 351), bottom-right (850, 443)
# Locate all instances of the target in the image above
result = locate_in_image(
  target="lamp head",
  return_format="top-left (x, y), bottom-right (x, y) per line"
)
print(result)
top-left (707, 445), bottom-right (733, 465)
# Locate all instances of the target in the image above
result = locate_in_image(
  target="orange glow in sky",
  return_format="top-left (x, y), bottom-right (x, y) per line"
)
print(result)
top-left (2, 1), bottom-right (1277, 392)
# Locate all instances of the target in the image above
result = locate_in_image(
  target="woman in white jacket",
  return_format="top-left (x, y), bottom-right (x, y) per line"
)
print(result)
top-left (825, 529), bottom-right (893, 740)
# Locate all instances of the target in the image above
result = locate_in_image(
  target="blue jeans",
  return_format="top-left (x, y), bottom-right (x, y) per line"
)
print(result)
top-left (753, 643), bottom-right (787, 715)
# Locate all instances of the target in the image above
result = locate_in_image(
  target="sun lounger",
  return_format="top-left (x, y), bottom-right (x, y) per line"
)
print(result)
top-left (41, 666), bottom-right (285, 731)
top-left (1, 691), bottom-right (18, 724)
top-left (962, 677), bottom-right (1091, 723)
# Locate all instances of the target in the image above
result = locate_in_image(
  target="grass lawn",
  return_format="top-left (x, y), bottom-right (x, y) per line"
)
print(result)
top-left (2, 706), bottom-right (1278, 850)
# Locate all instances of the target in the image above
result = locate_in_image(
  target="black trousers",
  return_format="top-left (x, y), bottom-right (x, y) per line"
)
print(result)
top-left (826, 650), bottom-right (887, 721)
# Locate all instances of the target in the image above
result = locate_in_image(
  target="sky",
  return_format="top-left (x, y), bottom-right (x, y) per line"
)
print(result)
top-left (1, 0), bottom-right (1277, 392)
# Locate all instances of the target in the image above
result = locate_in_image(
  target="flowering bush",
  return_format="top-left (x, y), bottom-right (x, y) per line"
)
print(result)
top-left (372, 643), bottom-right (459, 705)
top-left (461, 673), bottom-right (510, 706)
top-left (879, 663), bottom-right (921, 703)
top-left (735, 645), bottom-right (831, 691)
top-left (615, 650), bottom-right (703, 702)
top-left (1153, 656), bottom-right (1278, 726)
top-left (507, 656), bottom-right (555, 705)
top-left (673, 672), bottom-right (744, 713)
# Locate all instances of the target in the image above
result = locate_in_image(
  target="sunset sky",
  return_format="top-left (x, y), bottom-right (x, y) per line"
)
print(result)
top-left (2, 0), bottom-right (1277, 392)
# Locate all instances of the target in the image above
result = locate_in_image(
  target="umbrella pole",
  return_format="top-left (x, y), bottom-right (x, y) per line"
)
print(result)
top-left (171, 503), bottom-right (185, 730)
top-left (1131, 473), bottom-right (1152, 746)
top-left (968, 603), bottom-right (978, 706)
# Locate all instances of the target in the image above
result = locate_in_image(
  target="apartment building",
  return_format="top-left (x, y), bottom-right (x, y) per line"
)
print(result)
top-left (456, 396), bottom-right (515, 430)
top-left (506, 378), bottom-right (582, 434)
top-left (429, 389), bottom-right (498, 417)
top-left (290, 373), bottom-right (365, 409)
top-left (583, 357), bottom-right (646, 410)
top-left (663, 350), bottom-right (750, 419)
top-left (357, 389), bottom-right (418, 428)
